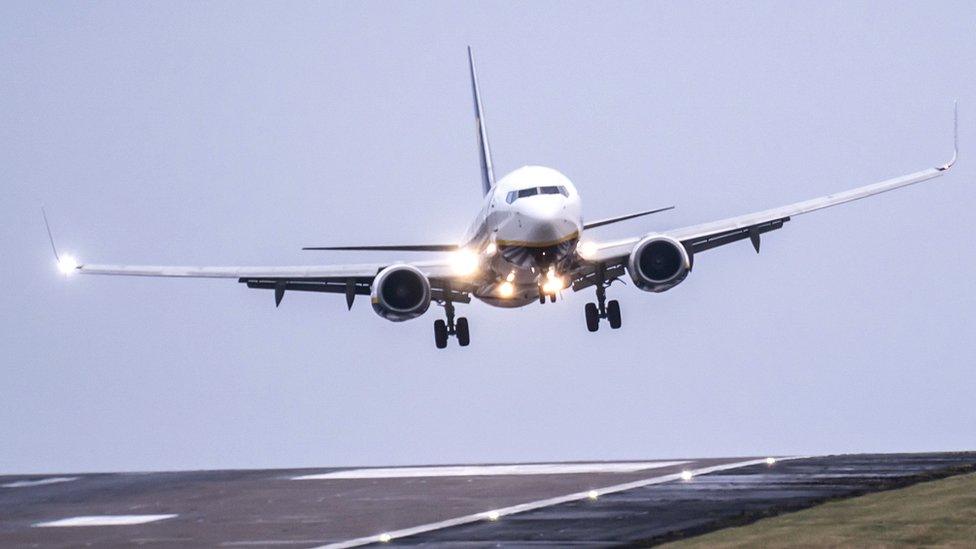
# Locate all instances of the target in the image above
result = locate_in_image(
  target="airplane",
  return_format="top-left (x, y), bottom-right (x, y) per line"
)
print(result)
top-left (45, 48), bottom-right (957, 349)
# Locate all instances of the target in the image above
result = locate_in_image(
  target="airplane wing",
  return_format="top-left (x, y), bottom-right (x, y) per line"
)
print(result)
top-left (583, 206), bottom-right (675, 230)
top-left (579, 108), bottom-right (958, 270)
top-left (302, 244), bottom-right (460, 252)
top-left (53, 252), bottom-right (473, 308)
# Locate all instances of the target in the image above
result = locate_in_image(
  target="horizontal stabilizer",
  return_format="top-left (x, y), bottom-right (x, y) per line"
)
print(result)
top-left (303, 244), bottom-right (460, 252)
top-left (583, 206), bottom-right (675, 230)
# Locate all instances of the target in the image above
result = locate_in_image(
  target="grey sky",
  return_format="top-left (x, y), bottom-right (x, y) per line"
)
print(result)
top-left (2, 2), bottom-right (973, 474)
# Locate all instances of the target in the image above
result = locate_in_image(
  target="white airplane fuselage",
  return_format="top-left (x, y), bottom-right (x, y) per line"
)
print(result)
top-left (461, 165), bottom-right (583, 307)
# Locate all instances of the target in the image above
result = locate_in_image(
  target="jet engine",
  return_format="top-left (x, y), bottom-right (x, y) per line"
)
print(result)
top-left (370, 264), bottom-right (432, 321)
top-left (627, 235), bottom-right (691, 293)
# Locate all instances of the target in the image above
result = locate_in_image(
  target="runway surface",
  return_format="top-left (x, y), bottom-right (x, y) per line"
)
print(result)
top-left (1, 453), bottom-right (974, 548)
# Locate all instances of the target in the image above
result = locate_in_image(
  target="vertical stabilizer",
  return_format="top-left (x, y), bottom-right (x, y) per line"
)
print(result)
top-left (468, 46), bottom-right (496, 195)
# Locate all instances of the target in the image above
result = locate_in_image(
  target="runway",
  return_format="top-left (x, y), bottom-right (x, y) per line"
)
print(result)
top-left (1, 453), bottom-right (973, 547)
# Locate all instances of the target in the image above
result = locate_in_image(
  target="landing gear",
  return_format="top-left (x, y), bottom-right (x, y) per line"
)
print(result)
top-left (434, 319), bottom-right (448, 349)
top-left (538, 286), bottom-right (558, 304)
top-left (456, 317), bottom-right (470, 347)
top-left (433, 300), bottom-right (470, 348)
top-left (584, 278), bottom-right (622, 332)
top-left (585, 302), bottom-right (599, 332)
top-left (606, 299), bottom-right (621, 329)
top-left (539, 290), bottom-right (558, 304)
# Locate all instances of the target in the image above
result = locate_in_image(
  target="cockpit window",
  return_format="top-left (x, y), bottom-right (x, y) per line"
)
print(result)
top-left (505, 185), bottom-right (569, 204)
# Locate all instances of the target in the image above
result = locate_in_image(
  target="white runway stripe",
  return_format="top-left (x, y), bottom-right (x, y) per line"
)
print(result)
top-left (313, 457), bottom-right (808, 549)
top-left (34, 515), bottom-right (178, 527)
top-left (293, 461), bottom-right (688, 480)
top-left (2, 476), bottom-right (78, 488)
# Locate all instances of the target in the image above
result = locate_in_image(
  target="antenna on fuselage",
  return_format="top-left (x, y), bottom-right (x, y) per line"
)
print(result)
top-left (468, 46), bottom-right (496, 195)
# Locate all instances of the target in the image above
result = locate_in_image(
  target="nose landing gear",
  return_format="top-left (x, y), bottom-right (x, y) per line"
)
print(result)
top-left (434, 300), bottom-right (470, 349)
top-left (538, 288), bottom-right (558, 304)
top-left (584, 280), bottom-right (621, 332)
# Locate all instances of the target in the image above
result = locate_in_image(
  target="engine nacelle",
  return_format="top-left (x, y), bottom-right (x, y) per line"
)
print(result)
top-left (627, 235), bottom-right (691, 293)
top-left (370, 264), bottom-right (432, 322)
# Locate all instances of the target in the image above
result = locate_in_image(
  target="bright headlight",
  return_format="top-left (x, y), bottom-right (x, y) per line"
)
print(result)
top-left (542, 277), bottom-right (565, 294)
top-left (577, 240), bottom-right (597, 260)
top-left (498, 281), bottom-right (515, 297)
top-left (450, 249), bottom-right (480, 276)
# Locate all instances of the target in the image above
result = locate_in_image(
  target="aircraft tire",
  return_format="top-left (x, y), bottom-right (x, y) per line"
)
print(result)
top-left (607, 300), bottom-right (621, 329)
top-left (456, 317), bottom-right (470, 347)
top-left (434, 319), bottom-right (448, 348)
top-left (585, 302), bottom-right (599, 332)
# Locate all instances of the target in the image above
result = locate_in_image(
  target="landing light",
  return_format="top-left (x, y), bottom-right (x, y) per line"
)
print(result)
top-left (765, 457), bottom-right (776, 465)
top-left (379, 533), bottom-right (392, 543)
top-left (542, 276), bottom-right (565, 294)
top-left (498, 281), bottom-right (515, 298)
top-left (680, 470), bottom-right (693, 481)
top-left (450, 249), bottom-right (480, 276)
top-left (57, 254), bottom-right (79, 275)
top-left (485, 242), bottom-right (497, 256)
top-left (577, 240), bottom-right (597, 260)
top-left (587, 490), bottom-right (599, 500)
top-left (486, 510), bottom-right (500, 521)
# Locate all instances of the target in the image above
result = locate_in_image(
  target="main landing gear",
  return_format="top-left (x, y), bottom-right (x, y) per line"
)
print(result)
top-left (584, 280), bottom-right (621, 332)
top-left (434, 300), bottom-right (470, 349)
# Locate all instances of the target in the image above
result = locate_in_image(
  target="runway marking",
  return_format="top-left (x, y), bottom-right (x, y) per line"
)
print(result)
top-left (2, 476), bottom-right (78, 488)
top-left (34, 515), bottom-right (178, 527)
top-left (312, 457), bottom-right (808, 549)
top-left (292, 461), bottom-right (688, 480)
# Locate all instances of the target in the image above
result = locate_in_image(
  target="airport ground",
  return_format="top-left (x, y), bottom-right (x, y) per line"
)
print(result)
top-left (664, 471), bottom-right (976, 548)
top-left (1, 452), bottom-right (974, 547)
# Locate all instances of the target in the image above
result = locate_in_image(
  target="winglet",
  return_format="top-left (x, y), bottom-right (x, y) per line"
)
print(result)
top-left (41, 207), bottom-right (61, 263)
top-left (938, 100), bottom-right (958, 171)
top-left (41, 208), bottom-right (79, 275)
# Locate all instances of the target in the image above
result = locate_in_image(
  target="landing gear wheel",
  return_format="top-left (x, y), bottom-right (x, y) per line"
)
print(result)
top-left (607, 299), bottom-right (622, 329)
top-left (434, 319), bottom-right (448, 349)
top-left (456, 317), bottom-right (470, 347)
top-left (585, 302), bottom-right (600, 332)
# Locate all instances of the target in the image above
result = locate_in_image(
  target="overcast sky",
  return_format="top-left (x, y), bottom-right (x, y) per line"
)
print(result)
top-left (2, 2), bottom-right (974, 474)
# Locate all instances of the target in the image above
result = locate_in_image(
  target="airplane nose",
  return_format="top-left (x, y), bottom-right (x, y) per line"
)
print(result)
top-left (518, 197), bottom-right (564, 223)
top-left (513, 197), bottom-right (578, 243)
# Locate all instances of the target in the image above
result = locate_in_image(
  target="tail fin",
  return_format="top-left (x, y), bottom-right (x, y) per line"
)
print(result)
top-left (468, 46), bottom-right (495, 195)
